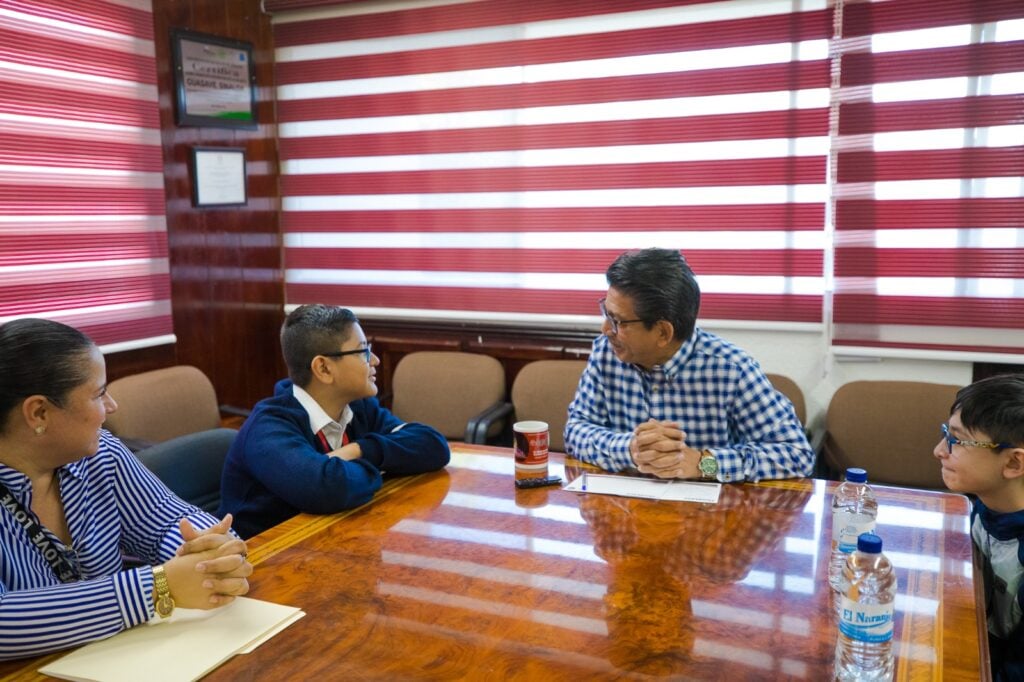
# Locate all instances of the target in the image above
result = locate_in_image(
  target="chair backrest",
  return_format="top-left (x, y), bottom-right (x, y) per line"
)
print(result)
top-left (765, 373), bottom-right (807, 425)
top-left (822, 380), bottom-right (960, 488)
top-left (391, 351), bottom-right (507, 441)
top-left (135, 428), bottom-right (237, 513)
top-left (511, 360), bottom-right (588, 453)
top-left (105, 365), bottom-right (221, 445)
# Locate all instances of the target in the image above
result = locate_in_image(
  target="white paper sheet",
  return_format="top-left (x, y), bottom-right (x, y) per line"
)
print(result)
top-left (39, 597), bottom-right (304, 682)
top-left (564, 472), bottom-right (721, 503)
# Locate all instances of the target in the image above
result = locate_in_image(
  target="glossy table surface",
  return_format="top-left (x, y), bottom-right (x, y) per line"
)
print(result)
top-left (0, 444), bottom-right (986, 681)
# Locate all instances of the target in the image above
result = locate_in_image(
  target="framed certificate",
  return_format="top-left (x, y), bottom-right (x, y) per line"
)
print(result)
top-left (191, 147), bottom-right (247, 207)
top-left (171, 28), bottom-right (257, 129)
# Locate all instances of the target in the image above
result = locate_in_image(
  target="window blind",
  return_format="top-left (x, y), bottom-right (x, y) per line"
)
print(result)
top-left (274, 0), bottom-right (830, 328)
top-left (832, 0), bottom-right (1024, 359)
top-left (0, 0), bottom-right (173, 351)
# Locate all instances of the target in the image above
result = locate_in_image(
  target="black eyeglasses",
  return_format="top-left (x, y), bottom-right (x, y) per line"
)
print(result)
top-left (940, 423), bottom-right (1012, 454)
top-left (322, 343), bottom-right (373, 364)
top-left (598, 298), bottom-right (645, 335)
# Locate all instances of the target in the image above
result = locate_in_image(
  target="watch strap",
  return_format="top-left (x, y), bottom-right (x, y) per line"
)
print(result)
top-left (698, 449), bottom-right (718, 480)
top-left (152, 565), bottom-right (175, 618)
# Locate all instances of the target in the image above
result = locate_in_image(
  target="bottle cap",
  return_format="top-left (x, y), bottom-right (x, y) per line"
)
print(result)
top-left (857, 532), bottom-right (882, 553)
top-left (845, 467), bottom-right (867, 483)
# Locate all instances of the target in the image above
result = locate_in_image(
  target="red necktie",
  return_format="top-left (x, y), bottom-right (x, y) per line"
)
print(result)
top-left (316, 428), bottom-right (349, 452)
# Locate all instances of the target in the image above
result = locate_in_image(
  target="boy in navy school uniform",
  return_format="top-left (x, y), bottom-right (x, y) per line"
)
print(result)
top-left (934, 374), bottom-right (1024, 681)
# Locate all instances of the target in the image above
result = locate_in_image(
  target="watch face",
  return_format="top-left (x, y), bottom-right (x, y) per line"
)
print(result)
top-left (699, 454), bottom-right (718, 477)
top-left (156, 595), bottom-right (175, 618)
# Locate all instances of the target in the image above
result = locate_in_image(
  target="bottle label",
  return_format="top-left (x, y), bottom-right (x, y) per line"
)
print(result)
top-left (838, 596), bottom-right (894, 643)
top-left (833, 511), bottom-right (876, 553)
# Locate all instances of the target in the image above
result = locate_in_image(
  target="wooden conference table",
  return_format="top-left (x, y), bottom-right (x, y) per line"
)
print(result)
top-left (0, 444), bottom-right (985, 681)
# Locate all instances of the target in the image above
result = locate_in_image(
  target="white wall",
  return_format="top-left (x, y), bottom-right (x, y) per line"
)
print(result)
top-left (705, 325), bottom-right (974, 436)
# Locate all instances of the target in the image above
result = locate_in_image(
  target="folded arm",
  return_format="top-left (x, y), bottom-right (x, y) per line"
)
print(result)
top-left (712, 372), bottom-right (815, 482)
top-left (564, 360), bottom-right (637, 472)
top-left (349, 399), bottom-right (451, 475)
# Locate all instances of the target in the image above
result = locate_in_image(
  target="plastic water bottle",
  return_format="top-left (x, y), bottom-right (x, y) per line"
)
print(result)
top-left (829, 467), bottom-right (877, 591)
top-left (835, 532), bottom-right (896, 681)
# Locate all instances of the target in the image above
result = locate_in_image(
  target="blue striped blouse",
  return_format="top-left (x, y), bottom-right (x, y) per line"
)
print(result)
top-left (0, 431), bottom-right (222, 660)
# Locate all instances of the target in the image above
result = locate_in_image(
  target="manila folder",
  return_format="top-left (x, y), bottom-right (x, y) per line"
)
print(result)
top-left (39, 596), bottom-right (304, 682)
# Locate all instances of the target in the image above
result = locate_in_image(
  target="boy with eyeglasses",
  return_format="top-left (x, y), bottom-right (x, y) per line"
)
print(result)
top-left (219, 304), bottom-right (449, 538)
top-left (934, 374), bottom-right (1024, 681)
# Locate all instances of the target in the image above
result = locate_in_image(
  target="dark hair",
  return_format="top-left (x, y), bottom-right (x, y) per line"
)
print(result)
top-left (951, 374), bottom-right (1024, 451)
top-left (606, 248), bottom-right (701, 341)
top-left (281, 304), bottom-right (358, 387)
top-left (0, 318), bottom-right (96, 432)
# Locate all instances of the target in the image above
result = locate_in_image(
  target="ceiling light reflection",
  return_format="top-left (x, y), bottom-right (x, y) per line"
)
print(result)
top-left (896, 593), bottom-right (939, 615)
top-left (876, 506), bottom-right (944, 530)
top-left (378, 582), bottom-right (608, 635)
top-left (693, 638), bottom-right (778, 673)
top-left (692, 599), bottom-right (811, 636)
top-left (392, 519), bottom-right (602, 562)
top-left (443, 491), bottom-right (584, 524)
top-left (446, 451), bottom-right (514, 474)
top-left (782, 575), bottom-right (815, 594)
top-left (381, 550), bottom-right (606, 600)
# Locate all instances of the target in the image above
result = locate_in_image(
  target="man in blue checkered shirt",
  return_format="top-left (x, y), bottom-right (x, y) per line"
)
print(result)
top-left (565, 248), bottom-right (814, 482)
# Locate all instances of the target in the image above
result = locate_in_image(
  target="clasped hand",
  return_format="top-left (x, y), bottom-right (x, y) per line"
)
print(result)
top-left (327, 442), bottom-right (362, 461)
top-left (162, 513), bottom-right (252, 610)
top-left (629, 419), bottom-right (701, 479)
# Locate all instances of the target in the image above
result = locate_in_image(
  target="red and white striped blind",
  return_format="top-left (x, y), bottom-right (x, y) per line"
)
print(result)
top-left (832, 0), bottom-right (1024, 359)
top-left (274, 0), bottom-right (831, 328)
top-left (0, 0), bottom-right (173, 351)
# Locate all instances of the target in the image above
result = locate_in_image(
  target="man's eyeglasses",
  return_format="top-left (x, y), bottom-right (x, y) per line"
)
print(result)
top-left (598, 298), bottom-right (645, 335)
top-left (940, 423), bottom-right (1012, 454)
top-left (322, 344), bottom-right (373, 364)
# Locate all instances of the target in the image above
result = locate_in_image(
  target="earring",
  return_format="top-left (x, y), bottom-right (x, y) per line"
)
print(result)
top-left (34, 425), bottom-right (46, 436)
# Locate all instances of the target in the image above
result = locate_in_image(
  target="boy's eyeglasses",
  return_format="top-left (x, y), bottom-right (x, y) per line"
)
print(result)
top-left (322, 344), bottom-right (373, 364)
top-left (940, 423), bottom-right (1012, 454)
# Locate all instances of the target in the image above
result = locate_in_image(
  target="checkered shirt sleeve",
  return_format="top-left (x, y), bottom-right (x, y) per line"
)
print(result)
top-left (564, 329), bottom-right (814, 482)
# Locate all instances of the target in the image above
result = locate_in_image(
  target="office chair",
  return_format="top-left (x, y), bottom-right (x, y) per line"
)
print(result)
top-left (819, 380), bottom-right (960, 488)
top-left (765, 373), bottom-right (807, 426)
top-left (134, 428), bottom-right (238, 514)
top-left (105, 365), bottom-right (222, 449)
top-left (391, 351), bottom-right (510, 443)
top-left (511, 359), bottom-right (588, 453)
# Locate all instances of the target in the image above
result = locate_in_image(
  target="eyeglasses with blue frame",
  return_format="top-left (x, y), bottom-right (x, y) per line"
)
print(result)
top-left (940, 423), bottom-right (1012, 454)
top-left (321, 343), bottom-right (373, 364)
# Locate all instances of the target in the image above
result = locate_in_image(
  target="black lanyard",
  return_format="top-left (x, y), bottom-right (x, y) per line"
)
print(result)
top-left (0, 480), bottom-right (79, 583)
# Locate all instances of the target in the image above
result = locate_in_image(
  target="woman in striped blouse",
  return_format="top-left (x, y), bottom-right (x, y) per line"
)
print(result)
top-left (0, 319), bottom-right (252, 660)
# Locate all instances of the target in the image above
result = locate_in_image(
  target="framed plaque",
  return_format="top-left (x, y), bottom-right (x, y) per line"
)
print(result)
top-left (171, 28), bottom-right (256, 129)
top-left (191, 147), bottom-right (247, 207)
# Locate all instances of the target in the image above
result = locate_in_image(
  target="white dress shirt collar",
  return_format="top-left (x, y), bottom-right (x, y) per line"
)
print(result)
top-left (292, 384), bottom-right (353, 450)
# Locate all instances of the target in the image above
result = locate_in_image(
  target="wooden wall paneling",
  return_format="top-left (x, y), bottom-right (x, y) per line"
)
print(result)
top-left (150, 0), bottom-right (286, 413)
top-left (974, 362), bottom-right (1024, 382)
top-left (103, 345), bottom-right (178, 383)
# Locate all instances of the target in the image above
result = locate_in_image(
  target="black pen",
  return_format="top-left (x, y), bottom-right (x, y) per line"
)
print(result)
top-left (581, 472), bottom-right (588, 491)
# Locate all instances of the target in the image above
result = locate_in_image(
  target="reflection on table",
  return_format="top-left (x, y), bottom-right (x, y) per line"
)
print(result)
top-left (0, 444), bottom-right (984, 680)
top-left (573, 466), bottom-right (811, 676)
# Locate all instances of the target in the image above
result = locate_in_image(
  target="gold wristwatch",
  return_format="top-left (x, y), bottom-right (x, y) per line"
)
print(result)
top-left (152, 565), bottom-right (175, 618)
top-left (698, 449), bottom-right (719, 481)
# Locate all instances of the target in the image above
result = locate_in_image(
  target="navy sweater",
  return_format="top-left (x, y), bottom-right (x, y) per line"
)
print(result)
top-left (218, 379), bottom-right (449, 538)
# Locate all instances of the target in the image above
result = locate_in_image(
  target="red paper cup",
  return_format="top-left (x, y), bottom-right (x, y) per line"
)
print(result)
top-left (513, 420), bottom-right (549, 472)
